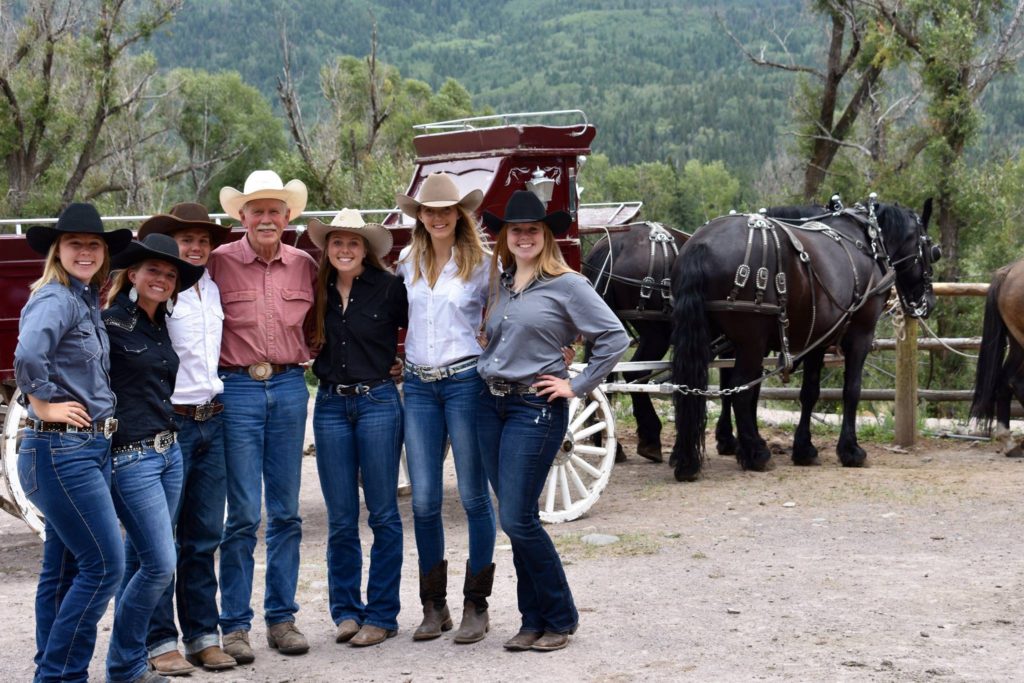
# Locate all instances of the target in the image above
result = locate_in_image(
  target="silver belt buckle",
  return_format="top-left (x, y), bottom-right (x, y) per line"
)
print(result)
top-left (248, 362), bottom-right (273, 381)
top-left (154, 430), bottom-right (175, 453)
top-left (103, 418), bottom-right (119, 439)
top-left (193, 402), bottom-right (214, 421)
top-left (488, 381), bottom-right (510, 397)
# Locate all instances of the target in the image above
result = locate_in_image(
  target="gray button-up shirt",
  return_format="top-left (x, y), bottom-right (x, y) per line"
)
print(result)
top-left (478, 271), bottom-right (629, 396)
top-left (15, 279), bottom-right (116, 421)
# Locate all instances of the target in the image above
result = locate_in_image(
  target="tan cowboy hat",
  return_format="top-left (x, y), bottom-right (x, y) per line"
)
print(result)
top-left (395, 172), bottom-right (483, 218)
top-left (307, 208), bottom-right (393, 260)
top-left (138, 202), bottom-right (231, 246)
top-left (219, 170), bottom-right (308, 221)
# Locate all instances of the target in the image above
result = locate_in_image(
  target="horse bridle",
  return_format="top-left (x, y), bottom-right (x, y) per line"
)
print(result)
top-left (876, 208), bottom-right (940, 318)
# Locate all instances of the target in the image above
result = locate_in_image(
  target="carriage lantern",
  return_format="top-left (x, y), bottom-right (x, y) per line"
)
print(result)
top-left (526, 167), bottom-right (556, 206)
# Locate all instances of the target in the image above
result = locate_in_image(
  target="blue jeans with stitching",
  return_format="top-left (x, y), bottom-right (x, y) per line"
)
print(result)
top-left (218, 367), bottom-right (307, 632)
top-left (19, 429), bottom-right (123, 683)
top-left (476, 391), bottom-right (578, 634)
top-left (403, 367), bottom-right (495, 574)
top-left (313, 382), bottom-right (403, 631)
top-left (131, 412), bottom-right (226, 657)
top-left (107, 441), bottom-right (183, 683)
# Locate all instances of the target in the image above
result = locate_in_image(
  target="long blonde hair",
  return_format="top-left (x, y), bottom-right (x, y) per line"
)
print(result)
top-left (104, 262), bottom-right (182, 312)
top-left (311, 233), bottom-right (388, 348)
top-left (30, 235), bottom-right (111, 294)
top-left (487, 222), bottom-right (574, 312)
top-left (398, 205), bottom-right (486, 287)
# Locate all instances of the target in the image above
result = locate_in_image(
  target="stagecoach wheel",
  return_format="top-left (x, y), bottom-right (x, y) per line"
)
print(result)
top-left (539, 386), bottom-right (617, 524)
top-left (1, 389), bottom-right (45, 538)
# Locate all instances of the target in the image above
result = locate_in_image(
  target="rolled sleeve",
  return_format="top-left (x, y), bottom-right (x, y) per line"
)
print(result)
top-left (14, 288), bottom-right (74, 401)
top-left (566, 279), bottom-right (630, 397)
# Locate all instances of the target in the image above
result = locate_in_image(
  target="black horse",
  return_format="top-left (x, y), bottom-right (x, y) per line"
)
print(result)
top-left (669, 199), bottom-right (939, 481)
top-left (582, 222), bottom-right (687, 462)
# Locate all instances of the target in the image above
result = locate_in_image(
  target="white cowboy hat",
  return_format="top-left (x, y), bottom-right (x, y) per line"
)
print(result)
top-left (307, 208), bottom-right (393, 260)
top-left (219, 170), bottom-right (308, 221)
top-left (395, 172), bottom-right (483, 218)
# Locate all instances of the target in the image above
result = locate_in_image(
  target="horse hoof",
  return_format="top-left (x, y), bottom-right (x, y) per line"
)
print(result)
top-left (839, 449), bottom-right (868, 467)
top-left (792, 444), bottom-right (819, 466)
top-left (1006, 446), bottom-right (1024, 458)
top-left (636, 442), bottom-right (663, 463)
top-left (615, 444), bottom-right (628, 464)
top-left (674, 468), bottom-right (700, 482)
top-left (715, 439), bottom-right (737, 456)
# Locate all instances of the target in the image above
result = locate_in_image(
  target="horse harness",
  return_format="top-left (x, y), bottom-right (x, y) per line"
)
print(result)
top-left (589, 222), bottom-right (680, 317)
top-left (705, 205), bottom-right (898, 376)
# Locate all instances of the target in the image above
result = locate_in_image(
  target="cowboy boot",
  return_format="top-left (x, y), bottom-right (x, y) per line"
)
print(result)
top-left (453, 561), bottom-right (495, 644)
top-left (413, 560), bottom-right (452, 641)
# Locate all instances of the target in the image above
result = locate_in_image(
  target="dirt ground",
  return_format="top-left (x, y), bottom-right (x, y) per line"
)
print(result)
top-left (1, 420), bottom-right (1023, 682)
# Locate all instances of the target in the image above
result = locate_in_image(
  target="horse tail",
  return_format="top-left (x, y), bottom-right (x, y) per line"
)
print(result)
top-left (671, 242), bottom-right (711, 481)
top-left (971, 267), bottom-right (1010, 429)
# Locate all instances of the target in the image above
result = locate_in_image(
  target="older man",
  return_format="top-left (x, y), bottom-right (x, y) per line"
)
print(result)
top-left (207, 171), bottom-right (317, 662)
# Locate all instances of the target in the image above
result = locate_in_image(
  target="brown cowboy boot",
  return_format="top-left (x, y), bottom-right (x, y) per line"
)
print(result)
top-left (413, 560), bottom-right (452, 641)
top-left (453, 561), bottom-right (495, 644)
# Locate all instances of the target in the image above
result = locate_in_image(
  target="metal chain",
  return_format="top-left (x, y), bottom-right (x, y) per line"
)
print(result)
top-left (673, 383), bottom-right (754, 397)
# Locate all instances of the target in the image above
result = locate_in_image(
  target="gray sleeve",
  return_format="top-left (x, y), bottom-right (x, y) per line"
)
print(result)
top-left (564, 277), bottom-right (630, 396)
top-left (14, 288), bottom-right (75, 402)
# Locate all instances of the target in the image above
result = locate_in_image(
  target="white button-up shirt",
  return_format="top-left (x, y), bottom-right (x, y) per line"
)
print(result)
top-left (397, 245), bottom-right (491, 368)
top-left (167, 270), bottom-right (224, 404)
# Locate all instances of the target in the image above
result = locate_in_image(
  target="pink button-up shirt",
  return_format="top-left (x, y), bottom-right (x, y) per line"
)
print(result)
top-left (207, 235), bottom-right (317, 367)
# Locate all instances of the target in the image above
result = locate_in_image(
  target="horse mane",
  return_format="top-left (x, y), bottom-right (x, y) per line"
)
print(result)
top-left (764, 205), bottom-right (828, 220)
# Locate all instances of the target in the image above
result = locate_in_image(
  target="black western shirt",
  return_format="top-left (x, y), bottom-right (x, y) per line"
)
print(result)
top-left (103, 292), bottom-right (180, 447)
top-left (312, 266), bottom-right (409, 386)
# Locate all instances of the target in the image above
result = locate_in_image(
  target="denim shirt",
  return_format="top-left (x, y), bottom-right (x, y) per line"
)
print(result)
top-left (478, 271), bottom-right (629, 397)
top-left (15, 278), bottom-right (116, 421)
top-left (103, 293), bottom-right (180, 447)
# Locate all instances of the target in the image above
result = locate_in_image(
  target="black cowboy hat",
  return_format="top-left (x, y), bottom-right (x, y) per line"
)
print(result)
top-left (112, 233), bottom-right (205, 291)
top-left (138, 202), bottom-right (231, 246)
top-left (26, 202), bottom-right (134, 256)
top-left (482, 190), bottom-right (572, 237)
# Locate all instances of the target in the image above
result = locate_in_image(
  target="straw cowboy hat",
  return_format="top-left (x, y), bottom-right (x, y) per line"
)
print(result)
top-left (27, 202), bottom-right (133, 255)
top-left (395, 172), bottom-right (483, 218)
top-left (219, 170), bottom-right (308, 221)
top-left (112, 233), bottom-right (206, 291)
top-left (138, 202), bottom-right (231, 246)
top-left (482, 190), bottom-right (572, 236)
top-left (306, 208), bottom-right (393, 260)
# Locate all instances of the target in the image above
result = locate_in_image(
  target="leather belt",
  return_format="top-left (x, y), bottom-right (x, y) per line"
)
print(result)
top-left (485, 380), bottom-right (538, 397)
top-left (27, 417), bottom-right (119, 439)
top-left (323, 378), bottom-right (392, 396)
top-left (219, 363), bottom-right (298, 381)
top-left (112, 429), bottom-right (176, 455)
top-left (172, 401), bottom-right (223, 422)
top-left (406, 357), bottom-right (478, 383)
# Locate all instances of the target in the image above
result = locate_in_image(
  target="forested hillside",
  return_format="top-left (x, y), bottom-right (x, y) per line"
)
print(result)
top-left (146, 0), bottom-right (1022, 176)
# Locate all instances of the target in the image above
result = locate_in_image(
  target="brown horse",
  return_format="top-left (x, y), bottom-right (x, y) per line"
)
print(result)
top-left (670, 200), bottom-right (939, 481)
top-left (971, 260), bottom-right (1024, 456)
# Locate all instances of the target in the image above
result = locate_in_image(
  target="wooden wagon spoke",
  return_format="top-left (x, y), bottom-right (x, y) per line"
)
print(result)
top-left (558, 467), bottom-right (572, 509)
top-left (572, 444), bottom-right (608, 458)
top-left (574, 420), bottom-right (608, 440)
top-left (566, 461), bottom-right (590, 498)
top-left (569, 399), bottom-right (600, 432)
top-left (569, 453), bottom-right (603, 478)
top-left (543, 467), bottom-right (558, 513)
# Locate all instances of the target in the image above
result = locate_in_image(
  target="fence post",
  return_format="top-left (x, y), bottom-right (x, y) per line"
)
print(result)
top-left (894, 318), bottom-right (919, 446)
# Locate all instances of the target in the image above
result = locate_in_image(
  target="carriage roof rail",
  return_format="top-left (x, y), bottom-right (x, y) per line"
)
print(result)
top-left (413, 109), bottom-right (590, 136)
top-left (0, 209), bottom-right (401, 236)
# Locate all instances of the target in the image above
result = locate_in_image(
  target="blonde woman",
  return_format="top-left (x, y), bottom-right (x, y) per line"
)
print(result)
top-left (477, 191), bottom-right (629, 652)
top-left (394, 173), bottom-right (497, 643)
top-left (14, 203), bottom-right (132, 682)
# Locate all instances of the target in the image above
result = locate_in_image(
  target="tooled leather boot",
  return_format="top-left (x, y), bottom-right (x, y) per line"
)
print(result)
top-left (413, 560), bottom-right (452, 641)
top-left (453, 561), bottom-right (495, 644)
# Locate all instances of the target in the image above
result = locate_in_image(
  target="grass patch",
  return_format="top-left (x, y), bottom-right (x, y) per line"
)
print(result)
top-left (554, 531), bottom-right (662, 559)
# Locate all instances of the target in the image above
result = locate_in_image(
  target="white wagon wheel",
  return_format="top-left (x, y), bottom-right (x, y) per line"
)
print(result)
top-left (1, 389), bottom-right (45, 538)
top-left (539, 385), bottom-right (617, 524)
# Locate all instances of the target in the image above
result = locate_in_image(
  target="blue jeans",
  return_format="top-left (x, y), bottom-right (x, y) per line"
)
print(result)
top-left (313, 382), bottom-right (403, 631)
top-left (219, 367), bottom-right (307, 632)
top-left (130, 413), bottom-right (226, 657)
top-left (403, 367), bottom-right (495, 574)
top-left (19, 429), bottom-right (124, 683)
top-left (476, 392), bottom-right (578, 634)
top-left (107, 442), bottom-right (183, 683)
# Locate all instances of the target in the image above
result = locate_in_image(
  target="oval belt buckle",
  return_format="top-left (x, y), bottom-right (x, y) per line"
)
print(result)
top-left (248, 362), bottom-right (273, 381)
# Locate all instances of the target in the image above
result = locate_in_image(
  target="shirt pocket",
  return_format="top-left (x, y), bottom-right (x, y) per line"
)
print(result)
top-left (72, 319), bottom-right (103, 362)
top-left (221, 289), bottom-right (258, 328)
top-left (281, 288), bottom-right (313, 327)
